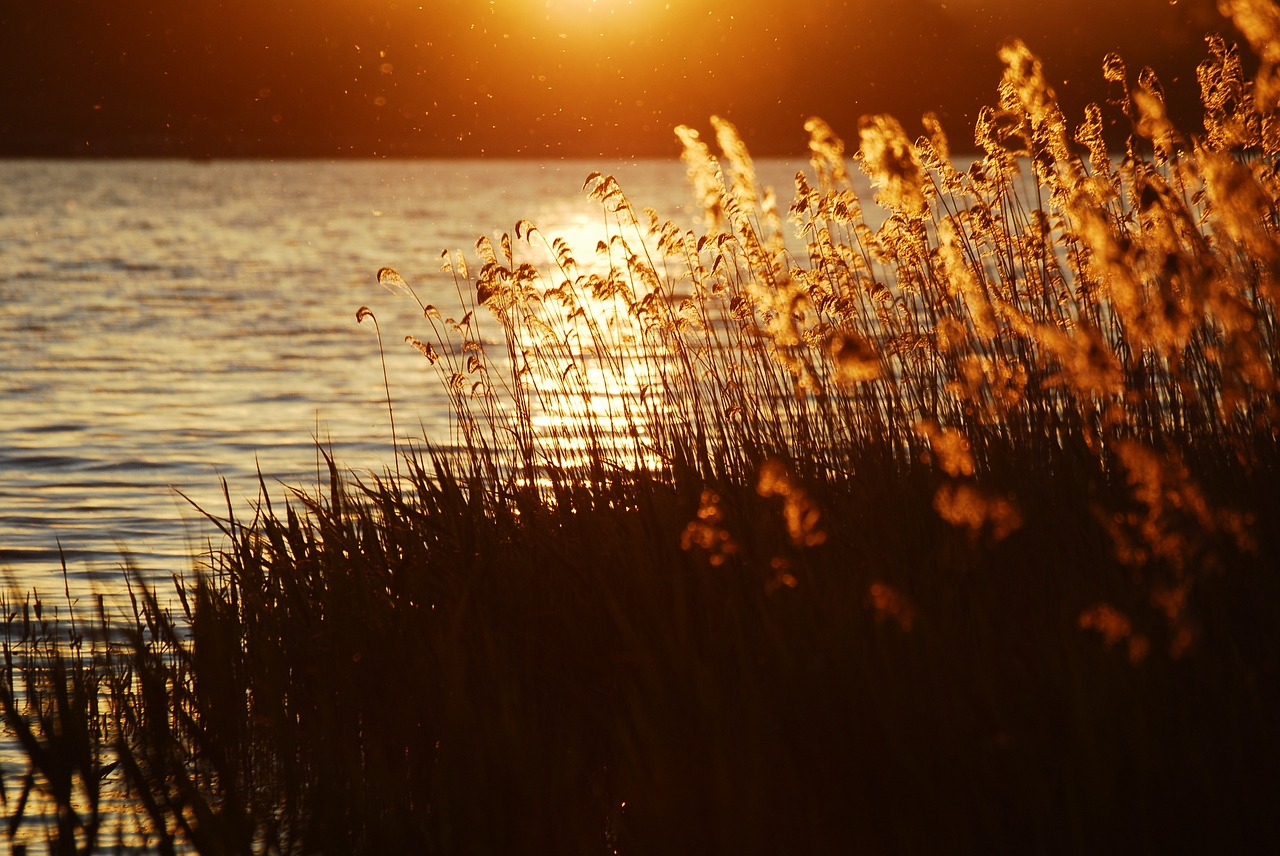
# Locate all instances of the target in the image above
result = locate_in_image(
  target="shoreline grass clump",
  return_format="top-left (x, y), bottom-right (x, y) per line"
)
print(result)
top-left (5, 2), bottom-right (1280, 852)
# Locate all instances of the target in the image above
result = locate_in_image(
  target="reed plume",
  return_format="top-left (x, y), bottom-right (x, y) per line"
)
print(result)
top-left (5, 8), bottom-right (1280, 852)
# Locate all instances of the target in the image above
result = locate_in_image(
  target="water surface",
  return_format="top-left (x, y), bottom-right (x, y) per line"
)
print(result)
top-left (0, 158), bottom-right (809, 600)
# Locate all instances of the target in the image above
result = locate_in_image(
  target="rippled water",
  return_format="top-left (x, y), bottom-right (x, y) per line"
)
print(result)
top-left (0, 158), bottom-right (811, 601)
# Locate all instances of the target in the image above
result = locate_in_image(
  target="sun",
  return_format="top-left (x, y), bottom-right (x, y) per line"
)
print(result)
top-left (544, 0), bottom-right (646, 12)
top-left (535, 0), bottom-right (653, 28)
top-left (509, 0), bottom-right (669, 43)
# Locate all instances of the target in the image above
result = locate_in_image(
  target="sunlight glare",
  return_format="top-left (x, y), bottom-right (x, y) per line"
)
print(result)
top-left (536, 0), bottom-right (653, 30)
top-left (545, 0), bottom-right (644, 14)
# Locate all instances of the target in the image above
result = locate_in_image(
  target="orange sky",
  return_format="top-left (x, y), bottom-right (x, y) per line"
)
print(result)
top-left (0, 0), bottom-right (1237, 157)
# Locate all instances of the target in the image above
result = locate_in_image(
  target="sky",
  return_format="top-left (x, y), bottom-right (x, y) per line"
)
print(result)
top-left (0, 0), bottom-right (1240, 158)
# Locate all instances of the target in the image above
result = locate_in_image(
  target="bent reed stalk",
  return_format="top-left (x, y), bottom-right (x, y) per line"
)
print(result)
top-left (5, 6), bottom-right (1280, 853)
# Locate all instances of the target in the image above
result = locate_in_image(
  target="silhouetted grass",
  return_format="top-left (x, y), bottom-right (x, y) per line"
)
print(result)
top-left (5, 3), bottom-right (1280, 852)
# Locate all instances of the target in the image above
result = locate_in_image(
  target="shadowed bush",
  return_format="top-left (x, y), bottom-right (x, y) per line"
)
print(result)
top-left (5, 4), bottom-right (1280, 852)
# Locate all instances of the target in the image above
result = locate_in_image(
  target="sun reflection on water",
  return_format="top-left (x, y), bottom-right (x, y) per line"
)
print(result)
top-left (425, 199), bottom-right (697, 478)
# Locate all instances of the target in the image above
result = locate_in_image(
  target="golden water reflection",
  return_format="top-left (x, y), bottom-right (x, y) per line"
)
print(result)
top-left (426, 202), bottom-right (705, 478)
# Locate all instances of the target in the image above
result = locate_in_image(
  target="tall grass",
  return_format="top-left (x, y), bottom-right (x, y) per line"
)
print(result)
top-left (5, 4), bottom-right (1280, 852)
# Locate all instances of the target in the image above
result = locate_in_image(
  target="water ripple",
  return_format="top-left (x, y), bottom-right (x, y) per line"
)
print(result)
top-left (0, 157), bottom-right (807, 601)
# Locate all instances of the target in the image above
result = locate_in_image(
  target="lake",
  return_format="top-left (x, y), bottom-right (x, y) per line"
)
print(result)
top-left (0, 157), bottom-right (814, 602)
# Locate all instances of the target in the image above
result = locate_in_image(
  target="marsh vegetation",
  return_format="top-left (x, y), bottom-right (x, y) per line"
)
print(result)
top-left (5, 3), bottom-right (1280, 852)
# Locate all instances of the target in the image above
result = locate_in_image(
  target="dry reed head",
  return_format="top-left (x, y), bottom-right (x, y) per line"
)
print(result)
top-left (680, 488), bottom-right (739, 567)
top-left (371, 17), bottom-right (1279, 654)
top-left (676, 124), bottom-right (726, 233)
top-left (857, 114), bottom-right (929, 219)
top-left (1219, 0), bottom-right (1280, 144)
top-left (7, 15), bottom-right (1280, 853)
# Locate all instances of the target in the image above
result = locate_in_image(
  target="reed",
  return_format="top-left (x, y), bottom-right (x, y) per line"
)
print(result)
top-left (5, 4), bottom-right (1280, 852)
